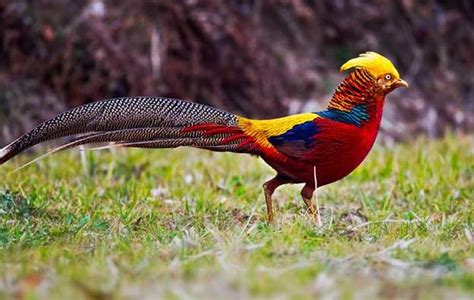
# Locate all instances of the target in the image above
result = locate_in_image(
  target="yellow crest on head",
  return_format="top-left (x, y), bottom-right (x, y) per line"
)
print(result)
top-left (340, 52), bottom-right (400, 79)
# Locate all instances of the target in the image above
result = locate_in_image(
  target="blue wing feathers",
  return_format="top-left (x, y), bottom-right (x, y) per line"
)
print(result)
top-left (268, 121), bottom-right (319, 147)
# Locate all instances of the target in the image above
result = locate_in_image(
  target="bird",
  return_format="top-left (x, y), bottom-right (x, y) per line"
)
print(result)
top-left (0, 52), bottom-right (408, 222)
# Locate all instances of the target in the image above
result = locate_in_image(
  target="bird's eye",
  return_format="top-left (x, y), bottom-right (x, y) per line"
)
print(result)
top-left (385, 74), bottom-right (392, 80)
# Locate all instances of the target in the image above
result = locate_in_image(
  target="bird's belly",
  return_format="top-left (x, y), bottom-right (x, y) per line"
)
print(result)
top-left (263, 130), bottom-right (377, 186)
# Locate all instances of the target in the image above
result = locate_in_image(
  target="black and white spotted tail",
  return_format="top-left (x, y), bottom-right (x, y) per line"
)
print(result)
top-left (0, 97), bottom-right (244, 165)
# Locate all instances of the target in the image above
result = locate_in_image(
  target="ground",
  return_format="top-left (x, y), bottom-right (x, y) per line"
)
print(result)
top-left (0, 134), bottom-right (473, 299)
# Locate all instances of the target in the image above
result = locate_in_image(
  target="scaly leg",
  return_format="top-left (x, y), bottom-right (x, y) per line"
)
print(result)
top-left (262, 176), bottom-right (290, 223)
top-left (300, 184), bottom-right (317, 222)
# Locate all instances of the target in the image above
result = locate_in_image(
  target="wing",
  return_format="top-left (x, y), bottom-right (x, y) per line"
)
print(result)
top-left (267, 118), bottom-right (321, 159)
top-left (236, 113), bottom-right (320, 159)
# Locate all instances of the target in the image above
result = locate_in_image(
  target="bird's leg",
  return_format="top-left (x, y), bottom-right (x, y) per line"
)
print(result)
top-left (262, 176), bottom-right (289, 223)
top-left (300, 184), bottom-right (318, 223)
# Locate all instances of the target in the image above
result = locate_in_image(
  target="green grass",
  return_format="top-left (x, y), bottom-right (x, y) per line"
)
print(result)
top-left (0, 134), bottom-right (473, 299)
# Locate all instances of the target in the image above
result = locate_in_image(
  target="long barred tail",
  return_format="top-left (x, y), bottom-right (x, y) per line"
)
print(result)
top-left (0, 97), bottom-right (257, 165)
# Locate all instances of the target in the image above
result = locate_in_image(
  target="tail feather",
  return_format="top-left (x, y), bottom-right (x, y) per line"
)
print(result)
top-left (0, 146), bottom-right (10, 164)
top-left (31, 127), bottom-right (235, 158)
top-left (109, 137), bottom-right (245, 150)
top-left (45, 127), bottom-right (204, 153)
top-left (0, 97), bottom-right (258, 166)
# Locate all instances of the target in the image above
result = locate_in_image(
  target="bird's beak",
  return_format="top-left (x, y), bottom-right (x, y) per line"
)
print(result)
top-left (396, 78), bottom-right (409, 88)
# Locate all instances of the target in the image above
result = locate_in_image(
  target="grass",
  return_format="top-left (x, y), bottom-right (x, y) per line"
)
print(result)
top-left (0, 134), bottom-right (473, 299)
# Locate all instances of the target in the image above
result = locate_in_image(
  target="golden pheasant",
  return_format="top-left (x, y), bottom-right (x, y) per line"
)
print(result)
top-left (0, 52), bottom-right (407, 222)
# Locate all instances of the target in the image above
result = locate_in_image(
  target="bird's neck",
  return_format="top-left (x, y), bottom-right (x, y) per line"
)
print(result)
top-left (320, 69), bottom-right (384, 128)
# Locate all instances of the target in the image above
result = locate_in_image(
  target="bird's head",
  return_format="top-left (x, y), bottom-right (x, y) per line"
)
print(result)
top-left (340, 52), bottom-right (408, 95)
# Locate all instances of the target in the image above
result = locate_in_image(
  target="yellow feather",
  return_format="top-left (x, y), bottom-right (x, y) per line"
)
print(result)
top-left (340, 52), bottom-right (400, 79)
top-left (238, 113), bottom-right (318, 148)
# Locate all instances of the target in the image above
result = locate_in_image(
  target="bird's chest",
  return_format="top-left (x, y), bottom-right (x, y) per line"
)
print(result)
top-left (312, 125), bottom-right (379, 184)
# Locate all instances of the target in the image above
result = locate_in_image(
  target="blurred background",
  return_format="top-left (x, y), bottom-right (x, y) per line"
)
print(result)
top-left (0, 0), bottom-right (473, 145)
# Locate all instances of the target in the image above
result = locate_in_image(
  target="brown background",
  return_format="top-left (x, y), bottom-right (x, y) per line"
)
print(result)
top-left (1, 0), bottom-right (473, 145)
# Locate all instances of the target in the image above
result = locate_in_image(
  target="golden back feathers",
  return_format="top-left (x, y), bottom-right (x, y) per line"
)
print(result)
top-left (340, 52), bottom-right (400, 79)
top-left (237, 113), bottom-right (318, 148)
